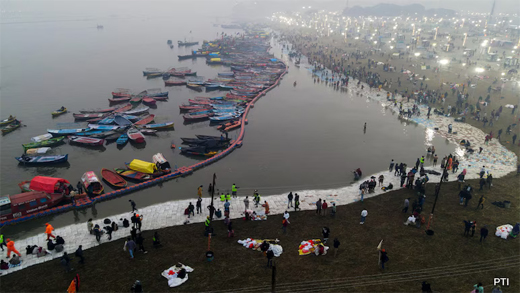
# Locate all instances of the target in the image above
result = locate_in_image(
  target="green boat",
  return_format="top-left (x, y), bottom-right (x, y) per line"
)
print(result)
top-left (23, 136), bottom-right (66, 150)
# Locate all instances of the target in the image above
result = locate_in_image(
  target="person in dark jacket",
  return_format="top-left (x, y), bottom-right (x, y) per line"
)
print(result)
top-left (333, 238), bottom-right (340, 257)
top-left (104, 225), bottom-right (113, 240)
top-left (47, 239), bottom-right (55, 251)
top-left (55, 235), bottom-right (65, 245)
top-left (93, 224), bottom-right (102, 243)
top-left (75, 245), bottom-right (84, 264)
top-left (479, 178), bottom-right (486, 191)
top-left (480, 226), bottom-right (489, 243)
top-left (136, 233), bottom-right (147, 254)
top-left (266, 249), bottom-right (274, 268)
top-left (131, 280), bottom-right (142, 292)
top-left (380, 249), bottom-right (389, 269)
top-left (61, 252), bottom-right (73, 272)
top-left (152, 231), bottom-right (161, 248)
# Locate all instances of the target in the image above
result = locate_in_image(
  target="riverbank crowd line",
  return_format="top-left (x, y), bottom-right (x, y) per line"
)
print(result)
top-left (0, 33), bottom-right (517, 276)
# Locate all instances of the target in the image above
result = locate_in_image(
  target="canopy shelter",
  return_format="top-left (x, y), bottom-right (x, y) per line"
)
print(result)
top-left (29, 176), bottom-right (70, 194)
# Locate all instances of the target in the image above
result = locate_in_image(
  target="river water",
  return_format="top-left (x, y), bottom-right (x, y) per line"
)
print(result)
top-left (0, 0), bottom-right (455, 238)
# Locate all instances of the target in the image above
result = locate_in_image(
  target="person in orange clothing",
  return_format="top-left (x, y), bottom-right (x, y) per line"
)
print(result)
top-left (262, 201), bottom-right (270, 215)
top-left (6, 239), bottom-right (21, 258)
top-left (45, 223), bottom-right (56, 240)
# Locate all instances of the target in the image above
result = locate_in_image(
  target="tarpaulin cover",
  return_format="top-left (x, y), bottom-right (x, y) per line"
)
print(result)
top-left (270, 58), bottom-right (277, 62)
top-left (128, 159), bottom-right (157, 174)
top-left (210, 58), bottom-right (221, 62)
top-left (29, 176), bottom-right (70, 194)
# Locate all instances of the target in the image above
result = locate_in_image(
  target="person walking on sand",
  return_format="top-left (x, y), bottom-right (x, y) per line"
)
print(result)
top-left (282, 218), bottom-right (289, 234)
top-left (124, 237), bottom-right (136, 259)
top-left (389, 159), bottom-right (394, 172)
top-left (287, 192), bottom-right (293, 208)
top-left (243, 196), bottom-right (249, 210)
top-left (197, 185), bottom-right (203, 198)
top-left (6, 239), bottom-right (21, 258)
top-left (378, 174), bottom-right (384, 186)
top-left (196, 198), bottom-right (202, 214)
top-left (360, 209), bottom-right (368, 224)
top-left (316, 198), bottom-right (322, 215)
top-left (129, 200), bottom-right (137, 213)
top-left (294, 193), bottom-right (300, 211)
top-left (380, 249), bottom-right (389, 269)
top-left (87, 219), bottom-right (93, 235)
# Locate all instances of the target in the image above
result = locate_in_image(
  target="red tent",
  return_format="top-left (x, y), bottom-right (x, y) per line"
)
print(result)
top-left (29, 176), bottom-right (70, 194)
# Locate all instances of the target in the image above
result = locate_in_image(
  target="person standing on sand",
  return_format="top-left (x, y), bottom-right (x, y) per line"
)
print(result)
top-left (333, 238), bottom-right (340, 257)
top-left (197, 185), bottom-right (203, 198)
top-left (262, 201), bottom-right (270, 214)
top-left (360, 209), bottom-right (368, 224)
top-left (243, 196), bottom-right (249, 210)
top-left (322, 200), bottom-right (328, 215)
top-left (287, 192), bottom-right (293, 208)
top-left (294, 193), bottom-right (300, 211)
top-left (389, 159), bottom-right (394, 172)
top-left (480, 226), bottom-right (489, 243)
top-left (378, 175), bottom-right (384, 186)
top-left (196, 198), bottom-right (202, 214)
top-left (316, 198), bottom-right (322, 215)
top-left (403, 198), bottom-right (410, 213)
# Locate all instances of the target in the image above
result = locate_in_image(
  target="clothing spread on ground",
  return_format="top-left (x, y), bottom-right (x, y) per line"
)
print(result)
top-left (244, 210), bottom-right (268, 220)
top-left (495, 224), bottom-right (513, 239)
top-left (161, 263), bottom-right (194, 288)
top-left (298, 239), bottom-right (329, 256)
top-left (237, 238), bottom-right (283, 257)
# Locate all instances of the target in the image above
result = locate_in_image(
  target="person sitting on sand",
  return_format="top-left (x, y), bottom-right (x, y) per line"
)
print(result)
top-left (47, 239), bottom-right (55, 251)
top-left (1, 259), bottom-right (9, 270)
top-left (9, 254), bottom-right (21, 266)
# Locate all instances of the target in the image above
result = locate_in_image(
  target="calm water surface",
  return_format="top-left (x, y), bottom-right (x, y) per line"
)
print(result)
top-left (0, 1), bottom-right (455, 238)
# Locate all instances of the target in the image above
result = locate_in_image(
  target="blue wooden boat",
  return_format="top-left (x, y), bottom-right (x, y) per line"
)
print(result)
top-left (87, 124), bottom-right (120, 130)
top-left (48, 128), bottom-right (90, 137)
top-left (114, 115), bottom-right (133, 126)
top-left (146, 91), bottom-right (169, 97)
top-left (209, 113), bottom-right (241, 121)
top-left (205, 84), bottom-right (221, 91)
top-left (143, 69), bottom-right (162, 76)
top-left (124, 115), bottom-right (140, 122)
top-left (116, 133), bottom-right (129, 145)
top-left (15, 154), bottom-right (68, 164)
top-left (219, 85), bottom-right (235, 90)
top-left (98, 117), bottom-right (115, 125)
top-left (187, 109), bottom-right (212, 115)
top-left (74, 129), bottom-right (110, 136)
top-left (218, 72), bottom-right (234, 77)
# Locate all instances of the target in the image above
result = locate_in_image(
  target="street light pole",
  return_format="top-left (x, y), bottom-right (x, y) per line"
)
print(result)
top-left (210, 173), bottom-right (216, 220)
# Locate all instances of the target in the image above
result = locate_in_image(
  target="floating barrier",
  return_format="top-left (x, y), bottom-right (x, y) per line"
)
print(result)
top-left (0, 63), bottom-right (288, 228)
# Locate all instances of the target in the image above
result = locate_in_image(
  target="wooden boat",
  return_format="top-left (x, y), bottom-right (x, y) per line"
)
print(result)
top-left (146, 91), bottom-right (168, 97)
top-left (81, 171), bottom-right (104, 195)
top-left (179, 105), bottom-right (209, 111)
top-left (112, 89), bottom-right (131, 98)
top-left (165, 80), bottom-right (187, 86)
top-left (177, 41), bottom-right (199, 46)
top-left (178, 54), bottom-right (196, 60)
top-left (113, 104), bottom-right (133, 113)
top-left (209, 113), bottom-right (241, 122)
top-left (196, 134), bottom-right (231, 141)
top-left (25, 147), bottom-right (52, 155)
top-left (68, 136), bottom-right (105, 146)
top-left (88, 130), bottom-right (120, 139)
top-left (140, 129), bottom-right (157, 135)
top-left (134, 114), bottom-right (155, 126)
top-left (184, 71), bottom-right (197, 76)
top-left (142, 68), bottom-right (162, 76)
top-left (87, 124), bottom-right (120, 130)
top-left (180, 146), bottom-right (217, 157)
top-left (137, 121), bottom-right (174, 130)
top-left (1, 120), bottom-right (22, 135)
top-left (23, 136), bottom-right (65, 150)
top-left (142, 97), bottom-right (156, 105)
top-left (108, 97), bottom-right (131, 103)
top-left (114, 168), bottom-right (152, 181)
top-left (187, 83), bottom-right (203, 92)
top-left (73, 113), bottom-right (108, 121)
top-left (52, 108), bottom-right (67, 117)
top-left (123, 106), bottom-right (149, 116)
top-left (79, 106), bottom-right (119, 114)
top-left (116, 133), bottom-right (129, 145)
top-left (0, 116), bottom-right (16, 126)
top-left (0, 191), bottom-right (66, 221)
top-left (188, 99), bottom-right (211, 105)
top-left (105, 132), bottom-right (123, 141)
top-left (97, 117), bottom-right (115, 125)
top-left (72, 129), bottom-right (109, 137)
top-left (101, 168), bottom-right (127, 188)
top-left (16, 154), bottom-right (68, 165)
top-left (127, 128), bottom-right (145, 143)
top-left (130, 96), bottom-right (143, 105)
top-left (152, 96), bottom-right (168, 101)
top-left (114, 115), bottom-right (133, 126)
top-left (183, 113), bottom-right (213, 122)
top-left (48, 128), bottom-right (90, 137)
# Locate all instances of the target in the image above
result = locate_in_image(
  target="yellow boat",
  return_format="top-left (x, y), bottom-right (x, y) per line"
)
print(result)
top-left (52, 108), bottom-right (67, 117)
top-left (0, 116), bottom-right (16, 126)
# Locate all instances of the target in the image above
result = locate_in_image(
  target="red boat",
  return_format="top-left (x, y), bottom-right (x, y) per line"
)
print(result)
top-left (113, 104), bottom-right (132, 113)
top-left (188, 99), bottom-right (211, 105)
top-left (112, 91), bottom-right (132, 98)
top-left (0, 191), bottom-right (66, 221)
top-left (217, 120), bottom-right (241, 131)
top-left (68, 136), bottom-right (105, 146)
top-left (101, 168), bottom-right (127, 188)
top-left (142, 97), bottom-right (156, 105)
top-left (134, 114), bottom-right (155, 125)
top-left (127, 128), bottom-right (145, 143)
top-left (109, 97), bottom-right (132, 103)
top-left (18, 176), bottom-right (71, 193)
top-left (73, 113), bottom-right (109, 120)
top-left (165, 80), bottom-right (187, 86)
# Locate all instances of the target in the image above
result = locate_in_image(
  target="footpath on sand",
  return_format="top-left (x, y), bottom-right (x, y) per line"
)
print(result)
top-left (1, 63), bottom-right (517, 277)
